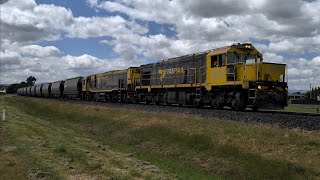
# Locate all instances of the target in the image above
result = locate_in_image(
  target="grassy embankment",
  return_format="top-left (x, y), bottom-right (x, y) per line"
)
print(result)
top-left (1, 95), bottom-right (320, 179)
top-left (283, 104), bottom-right (320, 113)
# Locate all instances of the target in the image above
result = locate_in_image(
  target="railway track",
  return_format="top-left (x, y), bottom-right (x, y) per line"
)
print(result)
top-left (251, 109), bottom-right (320, 117)
top-left (23, 96), bottom-right (320, 131)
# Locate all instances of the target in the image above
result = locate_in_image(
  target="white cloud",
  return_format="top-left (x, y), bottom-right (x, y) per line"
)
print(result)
top-left (0, 0), bottom-right (319, 91)
top-left (19, 45), bottom-right (60, 57)
top-left (0, 51), bottom-right (21, 66)
top-left (311, 56), bottom-right (320, 66)
top-left (0, 0), bottom-right (73, 46)
top-left (263, 53), bottom-right (284, 63)
top-left (92, 0), bottom-right (180, 24)
top-left (269, 35), bottom-right (320, 54)
top-left (179, 0), bottom-right (250, 17)
top-left (66, 16), bottom-right (127, 38)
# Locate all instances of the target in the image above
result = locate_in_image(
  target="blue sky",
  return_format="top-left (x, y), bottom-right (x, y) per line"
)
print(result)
top-left (1, 0), bottom-right (319, 90)
top-left (34, 0), bottom-right (178, 60)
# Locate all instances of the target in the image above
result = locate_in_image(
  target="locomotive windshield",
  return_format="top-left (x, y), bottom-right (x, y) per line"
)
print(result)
top-left (242, 53), bottom-right (256, 64)
top-left (227, 52), bottom-right (240, 64)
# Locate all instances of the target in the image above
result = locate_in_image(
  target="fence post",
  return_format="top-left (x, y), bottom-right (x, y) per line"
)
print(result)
top-left (2, 109), bottom-right (6, 121)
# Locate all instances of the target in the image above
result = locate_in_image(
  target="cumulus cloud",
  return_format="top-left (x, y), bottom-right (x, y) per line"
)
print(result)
top-left (269, 35), bottom-right (320, 54)
top-left (1, 44), bottom-right (141, 84)
top-left (88, 0), bottom-right (320, 90)
top-left (180, 0), bottom-right (250, 17)
top-left (0, 0), bottom-right (73, 47)
top-left (0, 0), bottom-right (319, 91)
top-left (19, 45), bottom-right (60, 57)
top-left (263, 53), bottom-right (284, 63)
top-left (0, 51), bottom-right (21, 66)
top-left (65, 16), bottom-right (127, 38)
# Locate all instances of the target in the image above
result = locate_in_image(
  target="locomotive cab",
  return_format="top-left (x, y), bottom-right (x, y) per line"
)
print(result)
top-left (206, 43), bottom-right (288, 110)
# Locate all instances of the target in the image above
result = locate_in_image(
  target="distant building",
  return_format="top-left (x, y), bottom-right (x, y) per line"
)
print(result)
top-left (0, 89), bottom-right (6, 95)
top-left (317, 95), bottom-right (320, 101)
top-left (288, 93), bottom-right (305, 100)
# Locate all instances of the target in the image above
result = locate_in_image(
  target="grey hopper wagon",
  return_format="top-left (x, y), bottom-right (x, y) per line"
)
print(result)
top-left (51, 81), bottom-right (65, 98)
top-left (42, 83), bottom-right (52, 97)
top-left (26, 86), bottom-right (32, 96)
top-left (64, 77), bottom-right (83, 99)
top-left (35, 84), bottom-right (42, 96)
top-left (31, 86), bottom-right (37, 96)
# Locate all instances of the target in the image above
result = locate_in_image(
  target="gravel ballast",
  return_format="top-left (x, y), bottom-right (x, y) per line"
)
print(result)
top-left (63, 99), bottom-right (320, 131)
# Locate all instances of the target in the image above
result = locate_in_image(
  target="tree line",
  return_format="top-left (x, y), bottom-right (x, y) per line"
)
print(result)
top-left (5, 76), bottom-right (37, 94)
top-left (305, 87), bottom-right (320, 99)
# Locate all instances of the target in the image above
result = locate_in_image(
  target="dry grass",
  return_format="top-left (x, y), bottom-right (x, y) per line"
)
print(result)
top-left (1, 95), bottom-right (320, 179)
top-left (0, 96), bottom-right (175, 180)
top-left (284, 103), bottom-right (320, 113)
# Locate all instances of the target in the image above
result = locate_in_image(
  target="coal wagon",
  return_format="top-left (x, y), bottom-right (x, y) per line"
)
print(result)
top-left (63, 77), bottom-right (83, 99)
top-left (51, 81), bottom-right (64, 98)
top-left (42, 83), bottom-right (51, 97)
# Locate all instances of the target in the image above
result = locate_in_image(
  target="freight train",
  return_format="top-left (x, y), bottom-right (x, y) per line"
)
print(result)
top-left (17, 43), bottom-right (288, 110)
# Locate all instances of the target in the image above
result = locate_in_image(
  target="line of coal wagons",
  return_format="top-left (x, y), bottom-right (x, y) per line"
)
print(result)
top-left (17, 77), bottom-right (82, 99)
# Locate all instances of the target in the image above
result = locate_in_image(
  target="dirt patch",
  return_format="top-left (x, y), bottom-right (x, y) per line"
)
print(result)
top-left (80, 124), bottom-right (102, 135)
top-left (2, 146), bottom-right (18, 152)
top-left (28, 168), bottom-right (51, 179)
top-left (60, 157), bottom-right (74, 171)
top-left (131, 117), bottom-right (166, 129)
top-left (89, 140), bottom-right (110, 151)
top-left (68, 174), bottom-right (98, 180)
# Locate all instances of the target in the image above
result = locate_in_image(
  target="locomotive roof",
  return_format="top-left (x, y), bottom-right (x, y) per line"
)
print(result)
top-left (142, 43), bottom-right (257, 67)
top-left (142, 46), bottom-right (228, 67)
top-left (86, 67), bottom-right (140, 77)
top-left (51, 80), bottom-right (64, 83)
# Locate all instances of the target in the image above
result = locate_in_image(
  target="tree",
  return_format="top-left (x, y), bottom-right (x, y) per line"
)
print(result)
top-left (5, 76), bottom-right (37, 94)
top-left (27, 76), bottom-right (36, 86)
top-left (305, 86), bottom-right (320, 99)
top-left (6, 83), bottom-right (20, 94)
top-left (20, 81), bottom-right (28, 87)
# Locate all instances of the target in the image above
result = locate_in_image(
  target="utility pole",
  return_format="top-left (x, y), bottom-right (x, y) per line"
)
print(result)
top-left (310, 84), bottom-right (312, 99)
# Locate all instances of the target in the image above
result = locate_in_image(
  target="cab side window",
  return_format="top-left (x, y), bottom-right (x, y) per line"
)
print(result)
top-left (211, 56), bottom-right (218, 67)
top-left (211, 54), bottom-right (226, 68)
top-left (219, 54), bottom-right (226, 66)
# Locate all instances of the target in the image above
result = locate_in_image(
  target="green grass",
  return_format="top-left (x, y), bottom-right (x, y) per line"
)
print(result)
top-left (283, 103), bottom-right (320, 113)
top-left (1, 95), bottom-right (320, 179)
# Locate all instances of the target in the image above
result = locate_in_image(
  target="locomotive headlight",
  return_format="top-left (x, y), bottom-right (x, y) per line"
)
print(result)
top-left (257, 85), bottom-right (262, 90)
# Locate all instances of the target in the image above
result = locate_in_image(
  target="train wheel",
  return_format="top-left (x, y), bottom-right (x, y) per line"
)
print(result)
top-left (216, 104), bottom-right (224, 110)
top-left (251, 106), bottom-right (259, 111)
top-left (238, 106), bottom-right (246, 111)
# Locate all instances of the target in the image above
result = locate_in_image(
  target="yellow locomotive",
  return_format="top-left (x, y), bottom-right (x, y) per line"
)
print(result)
top-left (135, 43), bottom-right (287, 110)
top-left (82, 68), bottom-right (140, 102)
